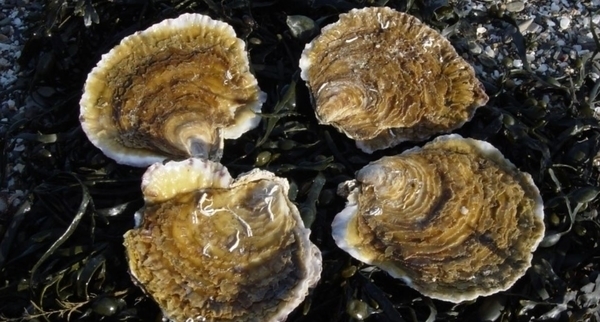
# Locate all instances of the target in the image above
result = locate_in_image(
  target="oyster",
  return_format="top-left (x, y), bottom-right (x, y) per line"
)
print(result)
top-left (332, 134), bottom-right (545, 303)
top-left (80, 13), bottom-right (265, 167)
top-left (299, 7), bottom-right (489, 153)
top-left (123, 159), bottom-right (322, 321)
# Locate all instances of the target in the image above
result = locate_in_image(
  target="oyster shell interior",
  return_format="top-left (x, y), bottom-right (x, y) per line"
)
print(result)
top-left (80, 13), bottom-right (265, 167)
top-left (300, 7), bottom-right (489, 153)
top-left (332, 134), bottom-right (545, 303)
top-left (124, 159), bottom-right (322, 321)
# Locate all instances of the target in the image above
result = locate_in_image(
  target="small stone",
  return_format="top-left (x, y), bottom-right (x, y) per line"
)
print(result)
top-left (526, 53), bottom-right (535, 62)
top-left (484, 46), bottom-right (495, 58)
top-left (13, 144), bottom-right (25, 152)
top-left (469, 42), bottom-right (482, 54)
top-left (0, 34), bottom-right (9, 43)
top-left (479, 55), bottom-right (497, 67)
top-left (506, 1), bottom-right (525, 12)
top-left (0, 26), bottom-right (13, 36)
top-left (518, 18), bottom-right (534, 33)
top-left (550, 3), bottom-right (560, 12)
top-left (537, 64), bottom-right (548, 73)
top-left (13, 163), bottom-right (25, 173)
top-left (249, 37), bottom-right (261, 45)
top-left (513, 59), bottom-right (523, 68)
top-left (286, 15), bottom-right (316, 39)
top-left (526, 22), bottom-right (542, 34)
top-left (11, 197), bottom-right (21, 207)
top-left (560, 17), bottom-right (570, 30)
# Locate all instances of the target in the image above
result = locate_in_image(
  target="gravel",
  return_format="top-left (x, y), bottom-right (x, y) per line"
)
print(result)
top-left (1, 0), bottom-right (37, 214)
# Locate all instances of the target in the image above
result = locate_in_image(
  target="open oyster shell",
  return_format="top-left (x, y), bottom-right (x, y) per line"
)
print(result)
top-left (332, 134), bottom-right (545, 303)
top-left (299, 7), bottom-right (489, 153)
top-left (80, 13), bottom-right (266, 167)
top-left (123, 159), bottom-right (322, 321)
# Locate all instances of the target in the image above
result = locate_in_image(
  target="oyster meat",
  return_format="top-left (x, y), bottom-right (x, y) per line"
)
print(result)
top-left (123, 159), bottom-right (322, 321)
top-left (332, 134), bottom-right (545, 302)
top-left (80, 13), bottom-right (265, 166)
top-left (300, 7), bottom-right (489, 153)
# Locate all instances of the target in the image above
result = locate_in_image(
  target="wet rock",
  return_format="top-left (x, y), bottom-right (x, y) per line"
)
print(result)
top-left (506, 1), bottom-right (525, 12)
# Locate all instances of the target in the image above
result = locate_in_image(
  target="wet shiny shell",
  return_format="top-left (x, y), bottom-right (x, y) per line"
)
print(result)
top-left (299, 7), bottom-right (489, 153)
top-left (124, 159), bottom-right (322, 321)
top-left (332, 134), bottom-right (545, 302)
top-left (80, 13), bottom-right (265, 167)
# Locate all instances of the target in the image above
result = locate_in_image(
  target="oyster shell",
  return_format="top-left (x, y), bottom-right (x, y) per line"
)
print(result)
top-left (80, 13), bottom-right (265, 167)
top-left (299, 7), bottom-right (489, 153)
top-left (332, 134), bottom-right (545, 303)
top-left (123, 159), bottom-right (322, 321)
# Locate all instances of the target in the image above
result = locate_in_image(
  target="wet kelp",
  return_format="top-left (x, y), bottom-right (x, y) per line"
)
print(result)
top-left (2, 0), bottom-right (600, 321)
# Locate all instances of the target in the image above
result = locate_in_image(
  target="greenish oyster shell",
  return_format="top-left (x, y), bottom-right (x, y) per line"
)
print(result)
top-left (124, 158), bottom-right (322, 321)
top-left (80, 13), bottom-right (266, 166)
top-left (300, 7), bottom-right (488, 153)
top-left (333, 134), bottom-right (545, 303)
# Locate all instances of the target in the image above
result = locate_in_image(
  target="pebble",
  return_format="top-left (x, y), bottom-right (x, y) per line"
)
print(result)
top-left (506, 1), bottom-right (525, 12)
top-left (13, 163), bottom-right (25, 173)
top-left (513, 59), bottom-right (523, 68)
top-left (560, 17), bottom-right (570, 30)
top-left (1, 0), bottom-right (32, 201)
top-left (484, 46), bottom-right (495, 58)
top-left (0, 25), bottom-right (12, 36)
top-left (518, 18), bottom-right (534, 33)
top-left (469, 42), bottom-right (483, 54)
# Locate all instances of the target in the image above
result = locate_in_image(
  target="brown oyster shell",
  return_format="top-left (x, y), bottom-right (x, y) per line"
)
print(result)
top-left (299, 7), bottom-right (489, 153)
top-left (332, 134), bottom-right (545, 303)
top-left (123, 159), bottom-right (322, 321)
top-left (80, 13), bottom-right (265, 167)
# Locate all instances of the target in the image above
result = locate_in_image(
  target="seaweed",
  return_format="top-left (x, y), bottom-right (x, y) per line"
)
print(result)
top-left (2, 0), bottom-right (600, 321)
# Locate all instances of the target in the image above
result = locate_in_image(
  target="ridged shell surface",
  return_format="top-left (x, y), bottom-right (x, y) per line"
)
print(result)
top-left (80, 13), bottom-right (265, 167)
top-left (123, 159), bottom-right (322, 321)
top-left (332, 134), bottom-right (545, 302)
top-left (300, 7), bottom-right (489, 153)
